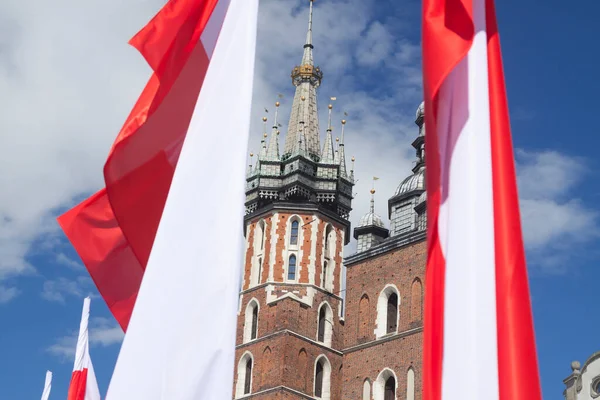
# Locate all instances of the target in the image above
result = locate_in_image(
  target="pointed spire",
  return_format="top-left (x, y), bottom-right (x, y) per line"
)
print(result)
top-left (302, 0), bottom-right (315, 66)
top-left (266, 101), bottom-right (281, 160)
top-left (338, 119), bottom-right (348, 178)
top-left (370, 188), bottom-right (376, 214)
top-left (258, 117), bottom-right (268, 160)
top-left (321, 103), bottom-right (335, 163)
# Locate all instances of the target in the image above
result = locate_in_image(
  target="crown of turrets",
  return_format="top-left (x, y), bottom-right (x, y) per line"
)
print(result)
top-left (291, 64), bottom-right (323, 87)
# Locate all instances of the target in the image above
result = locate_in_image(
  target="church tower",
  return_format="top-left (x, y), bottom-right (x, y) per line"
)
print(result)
top-left (233, 1), bottom-right (354, 398)
top-left (341, 103), bottom-right (426, 400)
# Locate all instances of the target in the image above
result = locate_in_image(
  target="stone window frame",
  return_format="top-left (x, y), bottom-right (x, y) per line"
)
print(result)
top-left (251, 219), bottom-right (266, 287)
top-left (373, 368), bottom-right (397, 400)
top-left (313, 354), bottom-right (332, 399)
top-left (591, 375), bottom-right (600, 398)
top-left (320, 223), bottom-right (336, 292)
top-left (243, 298), bottom-right (260, 343)
top-left (235, 351), bottom-right (254, 398)
top-left (316, 301), bottom-right (334, 347)
top-left (285, 215), bottom-right (303, 283)
top-left (375, 284), bottom-right (401, 338)
top-left (362, 378), bottom-right (372, 400)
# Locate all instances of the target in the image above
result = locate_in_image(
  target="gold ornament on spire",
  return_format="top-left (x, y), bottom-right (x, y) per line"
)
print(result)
top-left (370, 188), bottom-right (376, 195)
top-left (341, 119), bottom-right (347, 125)
top-left (262, 116), bottom-right (267, 122)
top-left (328, 104), bottom-right (333, 109)
top-left (275, 101), bottom-right (280, 107)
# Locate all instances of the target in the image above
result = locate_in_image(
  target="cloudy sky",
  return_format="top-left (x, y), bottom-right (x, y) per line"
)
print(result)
top-left (1, 0), bottom-right (599, 398)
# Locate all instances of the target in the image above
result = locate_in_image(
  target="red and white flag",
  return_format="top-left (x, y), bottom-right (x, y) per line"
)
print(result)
top-left (58, 0), bottom-right (258, 398)
top-left (421, 1), bottom-right (543, 400)
top-left (40, 370), bottom-right (52, 400)
top-left (67, 298), bottom-right (100, 400)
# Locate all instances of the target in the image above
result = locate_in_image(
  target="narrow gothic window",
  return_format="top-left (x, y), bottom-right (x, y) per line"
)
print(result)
top-left (257, 258), bottom-right (262, 285)
top-left (315, 360), bottom-right (324, 397)
top-left (290, 220), bottom-right (299, 245)
top-left (384, 376), bottom-right (395, 400)
top-left (251, 305), bottom-right (258, 340)
top-left (387, 293), bottom-right (398, 334)
top-left (322, 261), bottom-right (328, 289)
top-left (288, 255), bottom-right (297, 281)
top-left (244, 358), bottom-right (252, 394)
top-left (318, 307), bottom-right (326, 342)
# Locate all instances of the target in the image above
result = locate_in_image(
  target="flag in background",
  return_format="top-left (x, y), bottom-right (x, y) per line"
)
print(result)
top-left (40, 370), bottom-right (52, 400)
top-left (421, 0), bottom-right (542, 400)
top-left (67, 298), bottom-right (100, 400)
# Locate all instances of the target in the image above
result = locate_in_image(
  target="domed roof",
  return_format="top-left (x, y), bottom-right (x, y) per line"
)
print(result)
top-left (358, 211), bottom-right (385, 228)
top-left (394, 167), bottom-right (425, 196)
top-left (416, 101), bottom-right (424, 120)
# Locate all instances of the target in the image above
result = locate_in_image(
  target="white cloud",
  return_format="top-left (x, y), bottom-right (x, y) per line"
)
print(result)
top-left (516, 150), bottom-right (598, 272)
top-left (47, 317), bottom-right (123, 361)
top-left (0, 286), bottom-right (20, 303)
top-left (41, 276), bottom-right (94, 303)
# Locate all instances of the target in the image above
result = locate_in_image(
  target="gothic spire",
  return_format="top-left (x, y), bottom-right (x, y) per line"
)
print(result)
top-left (321, 104), bottom-right (335, 163)
top-left (266, 101), bottom-right (281, 160)
top-left (284, 0), bottom-right (323, 160)
top-left (338, 119), bottom-right (348, 178)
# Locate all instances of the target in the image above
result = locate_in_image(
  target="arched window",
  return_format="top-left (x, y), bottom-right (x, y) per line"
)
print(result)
top-left (245, 358), bottom-right (253, 394)
top-left (387, 293), bottom-right (398, 334)
top-left (314, 356), bottom-right (331, 399)
top-left (243, 299), bottom-right (259, 343)
top-left (363, 379), bottom-right (371, 400)
top-left (318, 307), bottom-right (326, 342)
top-left (410, 279), bottom-right (423, 322)
top-left (235, 352), bottom-right (254, 398)
top-left (315, 360), bottom-right (324, 397)
top-left (288, 255), bottom-right (297, 281)
top-left (406, 368), bottom-right (415, 400)
top-left (376, 285), bottom-right (400, 338)
top-left (251, 305), bottom-right (258, 340)
top-left (322, 261), bottom-right (328, 289)
top-left (257, 257), bottom-right (262, 285)
top-left (290, 220), bottom-right (299, 245)
top-left (384, 376), bottom-right (396, 400)
top-left (316, 302), bottom-right (333, 347)
top-left (374, 369), bottom-right (396, 400)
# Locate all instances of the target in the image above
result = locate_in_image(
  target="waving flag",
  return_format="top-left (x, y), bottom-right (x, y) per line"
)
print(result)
top-left (59, 0), bottom-right (258, 397)
top-left (421, 1), bottom-right (542, 400)
top-left (67, 298), bottom-right (100, 400)
top-left (58, 0), bottom-right (257, 334)
top-left (40, 370), bottom-right (52, 400)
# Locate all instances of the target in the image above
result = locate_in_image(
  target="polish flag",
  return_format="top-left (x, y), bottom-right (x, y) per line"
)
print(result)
top-left (421, 0), bottom-right (543, 399)
top-left (40, 370), bottom-right (52, 400)
top-left (58, 0), bottom-right (257, 330)
top-left (67, 298), bottom-right (101, 400)
top-left (58, 0), bottom-right (258, 397)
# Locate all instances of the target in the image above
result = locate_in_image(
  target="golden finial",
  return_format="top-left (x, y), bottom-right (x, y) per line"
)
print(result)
top-left (341, 119), bottom-right (347, 125)
top-left (276, 130), bottom-right (280, 135)
top-left (263, 133), bottom-right (268, 138)
top-left (370, 188), bottom-right (376, 195)
top-left (250, 152), bottom-right (254, 157)
top-left (301, 96), bottom-right (306, 101)
top-left (262, 116), bottom-right (267, 122)
top-left (351, 156), bottom-right (355, 162)
top-left (336, 137), bottom-right (340, 142)
top-left (328, 104), bottom-right (333, 110)
top-left (275, 101), bottom-right (280, 107)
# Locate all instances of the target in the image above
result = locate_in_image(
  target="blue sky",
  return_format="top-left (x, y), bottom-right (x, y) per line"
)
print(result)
top-left (0, 0), bottom-right (598, 398)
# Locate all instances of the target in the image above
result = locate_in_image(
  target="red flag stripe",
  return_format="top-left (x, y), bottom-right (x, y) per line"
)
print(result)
top-left (58, 189), bottom-right (143, 330)
top-left (104, 0), bottom-right (222, 267)
top-left (67, 369), bottom-right (88, 400)
top-left (486, 0), bottom-right (542, 398)
top-left (58, 0), bottom-right (230, 329)
top-left (422, 1), bottom-right (474, 400)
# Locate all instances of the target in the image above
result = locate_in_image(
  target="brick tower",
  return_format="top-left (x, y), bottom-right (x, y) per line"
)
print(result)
top-left (233, 1), bottom-right (354, 398)
top-left (341, 102), bottom-right (427, 400)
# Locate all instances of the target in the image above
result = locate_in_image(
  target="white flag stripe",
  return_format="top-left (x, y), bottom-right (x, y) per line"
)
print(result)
top-left (439, 0), bottom-right (499, 399)
top-left (73, 297), bottom-right (91, 372)
top-left (41, 371), bottom-right (52, 400)
top-left (201, 0), bottom-right (231, 58)
top-left (106, 0), bottom-right (258, 398)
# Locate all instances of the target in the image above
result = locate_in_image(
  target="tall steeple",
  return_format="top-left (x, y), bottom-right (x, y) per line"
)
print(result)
top-left (283, 0), bottom-right (323, 161)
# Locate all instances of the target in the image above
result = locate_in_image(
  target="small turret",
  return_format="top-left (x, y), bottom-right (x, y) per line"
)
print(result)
top-left (354, 183), bottom-right (389, 253)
